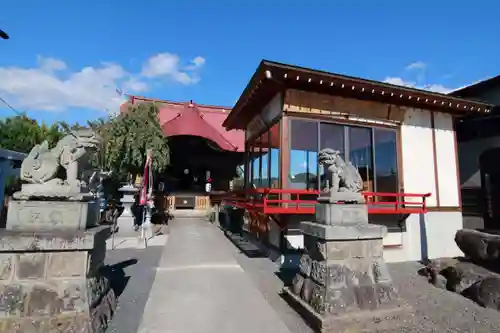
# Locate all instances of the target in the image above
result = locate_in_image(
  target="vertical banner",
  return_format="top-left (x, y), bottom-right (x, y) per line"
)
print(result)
top-left (139, 150), bottom-right (153, 206)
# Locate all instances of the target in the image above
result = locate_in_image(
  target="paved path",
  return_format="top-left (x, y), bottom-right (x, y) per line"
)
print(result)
top-left (136, 217), bottom-right (293, 333)
top-left (105, 246), bottom-right (164, 333)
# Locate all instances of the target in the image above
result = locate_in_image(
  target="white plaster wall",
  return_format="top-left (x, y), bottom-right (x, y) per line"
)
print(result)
top-left (434, 113), bottom-right (460, 207)
top-left (401, 109), bottom-right (437, 206)
top-left (383, 212), bottom-right (463, 263)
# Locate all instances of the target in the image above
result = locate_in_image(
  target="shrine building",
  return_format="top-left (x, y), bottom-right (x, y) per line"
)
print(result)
top-left (120, 96), bottom-right (245, 211)
top-left (222, 60), bottom-right (494, 263)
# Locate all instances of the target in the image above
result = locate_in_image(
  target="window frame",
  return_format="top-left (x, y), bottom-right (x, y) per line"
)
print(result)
top-left (287, 116), bottom-right (401, 195)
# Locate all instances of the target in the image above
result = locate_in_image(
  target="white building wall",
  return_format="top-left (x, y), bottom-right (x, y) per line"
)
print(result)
top-left (434, 112), bottom-right (460, 207)
top-left (384, 108), bottom-right (463, 262)
top-left (400, 108), bottom-right (437, 206)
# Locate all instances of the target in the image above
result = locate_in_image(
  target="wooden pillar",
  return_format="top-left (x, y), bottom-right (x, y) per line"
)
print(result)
top-left (280, 116), bottom-right (290, 206)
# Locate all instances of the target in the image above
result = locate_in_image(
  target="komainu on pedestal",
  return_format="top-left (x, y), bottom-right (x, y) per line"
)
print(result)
top-left (0, 129), bottom-right (117, 333)
top-left (283, 149), bottom-right (409, 332)
top-left (7, 129), bottom-right (102, 231)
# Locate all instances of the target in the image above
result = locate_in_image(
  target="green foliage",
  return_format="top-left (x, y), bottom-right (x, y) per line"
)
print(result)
top-left (0, 104), bottom-right (170, 180)
top-left (4, 175), bottom-right (21, 195)
top-left (0, 114), bottom-right (64, 153)
top-left (95, 103), bottom-right (170, 176)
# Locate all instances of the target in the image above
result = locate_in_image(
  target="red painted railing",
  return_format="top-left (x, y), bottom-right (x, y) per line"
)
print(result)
top-left (223, 188), bottom-right (431, 215)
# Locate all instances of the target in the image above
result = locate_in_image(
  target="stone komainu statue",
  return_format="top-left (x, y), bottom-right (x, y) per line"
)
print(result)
top-left (318, 148), bottom-right (363, 194)
top-left (21, 129), bottom-right (102, 188)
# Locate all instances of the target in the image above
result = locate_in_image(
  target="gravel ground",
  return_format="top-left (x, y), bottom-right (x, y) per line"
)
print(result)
top-left (229, 233), bottom-right (500, 333)
top-left (104, 246), bottom-right (164, 333)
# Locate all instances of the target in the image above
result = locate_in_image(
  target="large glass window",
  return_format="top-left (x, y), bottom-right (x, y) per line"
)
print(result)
top-left (289, 119), bottom-right (318, 190)
top-left (287, 118), bottom-right (399, 197)
top-left (373, 128), bottom-right (398, 201)
top-left (269, 122), bottom-right (280, 188)
top-left (259, 132), bottom-right (270, 188)
top-left (319, 123), bottom-right (345, 191)
top-left (251, 137), bottom-right (260, 188)
top-left (349, 126), bottom-right (374, 192)
top-left (244, 120), bottom-right (282, 190)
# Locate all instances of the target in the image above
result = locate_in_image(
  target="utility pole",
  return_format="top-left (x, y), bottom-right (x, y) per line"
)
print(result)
top-left (0, 29), bottom-right (9, 40)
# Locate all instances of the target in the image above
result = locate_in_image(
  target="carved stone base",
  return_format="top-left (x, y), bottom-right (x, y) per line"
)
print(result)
top-left (283, 287), bottom-right (407, 333)
top-left (6, 199), bottom-right (99, 231)
top-left (13, 184), bottom-right (93, 201)
top-left (315, 203), bottom-right (369, 225)
top-left (0, 226), bottom-right (116, 333)
top-left (318, 193), bottom-right (366, 204)
top-left (284, 218), bottom-right (406, 332)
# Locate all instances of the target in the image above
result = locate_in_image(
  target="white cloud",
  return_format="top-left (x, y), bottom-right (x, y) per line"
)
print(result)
top-left (123, 77), bottom-right (148, 93)
top-left (383, 76), bottom-right (452, 94)
top-left (0, 52), bottom-right (205, 113)
top-left (141, 53), bottom-right (205, 84)
top-left (384, 77), bottom-right (416, 88)
top-left (37, 56), bottom-right (67, 72)
top-left (385, 60), bottom-right (452, 94)
top-left (406, 61), bottom-right (426, 71)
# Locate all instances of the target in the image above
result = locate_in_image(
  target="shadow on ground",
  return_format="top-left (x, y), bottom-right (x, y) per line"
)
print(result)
top-left (101, 258), bottom-right (139, 297)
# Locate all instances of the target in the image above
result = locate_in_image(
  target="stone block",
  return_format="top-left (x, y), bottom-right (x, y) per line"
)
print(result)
top-left (325, 286), bottom-right (358, 315)
top-left (318, 193), bottom-right (365, 204)
top-left (0, 284), bottom-right (29, 317)
top-left (48, 313), bottom-right (90, 333)
top-left (310, 283), bottom-right (327, 314)
top-left (315, 203), bottom-right (368, 225)
top-left (291, 274), bottom-right (304, 295)
top-left (326, 263), bottom-right (347, 289)
top-left (301, 221), bottom-right (387, 241)
top-left (0, 226), bottom-right (111, 252)
top-left (0, 317), bottom-right (50, 333)
top-left (0, 227), bottom-right (113, 332)
top-left (0, 255), bottom-right (13, 281)
top-left (311, 260), bottom-right (327, 285)
top-left (284, 215), bottom-right (404, 332)
top-left (346, 258), bottom-right (375, 286)
top-left (16, 253), bottom-right (47, 280)
top-left (301, 278), bottom-right (314, 303)
top-left (372, 258), bottom-right (392, 284)
top-left (47, 252), bottom-right (87, 278)
top-left (24, 281), bottom-right (88, 316)
top-left (7, 199), bottom-right (99, 231)
top-left (376, 282), bottom-right (399, 306)
top-left (303, 236), bottom-right (326, 261)
top-left (299, 254), bottom-right (312, 276)
top-left (353, 284), bottom-right (378, 310)
top-left (87, 276), bottom-right (110, 309)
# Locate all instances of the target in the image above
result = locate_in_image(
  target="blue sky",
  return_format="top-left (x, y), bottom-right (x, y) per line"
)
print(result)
top-left (0, 0), bottom-right (499, 125)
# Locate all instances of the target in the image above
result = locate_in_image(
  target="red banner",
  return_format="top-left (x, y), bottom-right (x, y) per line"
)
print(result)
top-left (139, 151), bottom-right (153, 206)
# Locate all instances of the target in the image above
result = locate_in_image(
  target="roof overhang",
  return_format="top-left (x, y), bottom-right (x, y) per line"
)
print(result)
top-left (224, 60), bottom-right (494, 130)
top-left (448, 74), bottom-right (500, 98)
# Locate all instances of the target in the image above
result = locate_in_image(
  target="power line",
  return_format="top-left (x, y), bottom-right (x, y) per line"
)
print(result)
top-left (0, 96), bottom-right (22, 116)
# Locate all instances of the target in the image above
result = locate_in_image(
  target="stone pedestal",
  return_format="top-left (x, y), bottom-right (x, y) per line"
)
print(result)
top-left (284, 199), bottom-right (407, 332)
top-left (0, 226), bottom-right (116, 333)
top-left (7, 187), bottom-right (99, 231)
top-left (6, 198), bottom-right (99, 231)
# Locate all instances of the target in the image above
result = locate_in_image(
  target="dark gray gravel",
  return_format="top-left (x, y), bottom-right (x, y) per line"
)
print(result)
top-left (232, 242), bottom-right (500, 333)
top-left (104, 246), bottom-right (164, 333)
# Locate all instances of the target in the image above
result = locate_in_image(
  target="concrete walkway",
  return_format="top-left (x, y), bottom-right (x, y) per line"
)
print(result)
top-left (137, 217), bottom-right (293, 333)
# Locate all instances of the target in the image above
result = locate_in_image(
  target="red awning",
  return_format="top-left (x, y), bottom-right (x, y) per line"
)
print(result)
top-left (161, 103), bottom-right (238, 151)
